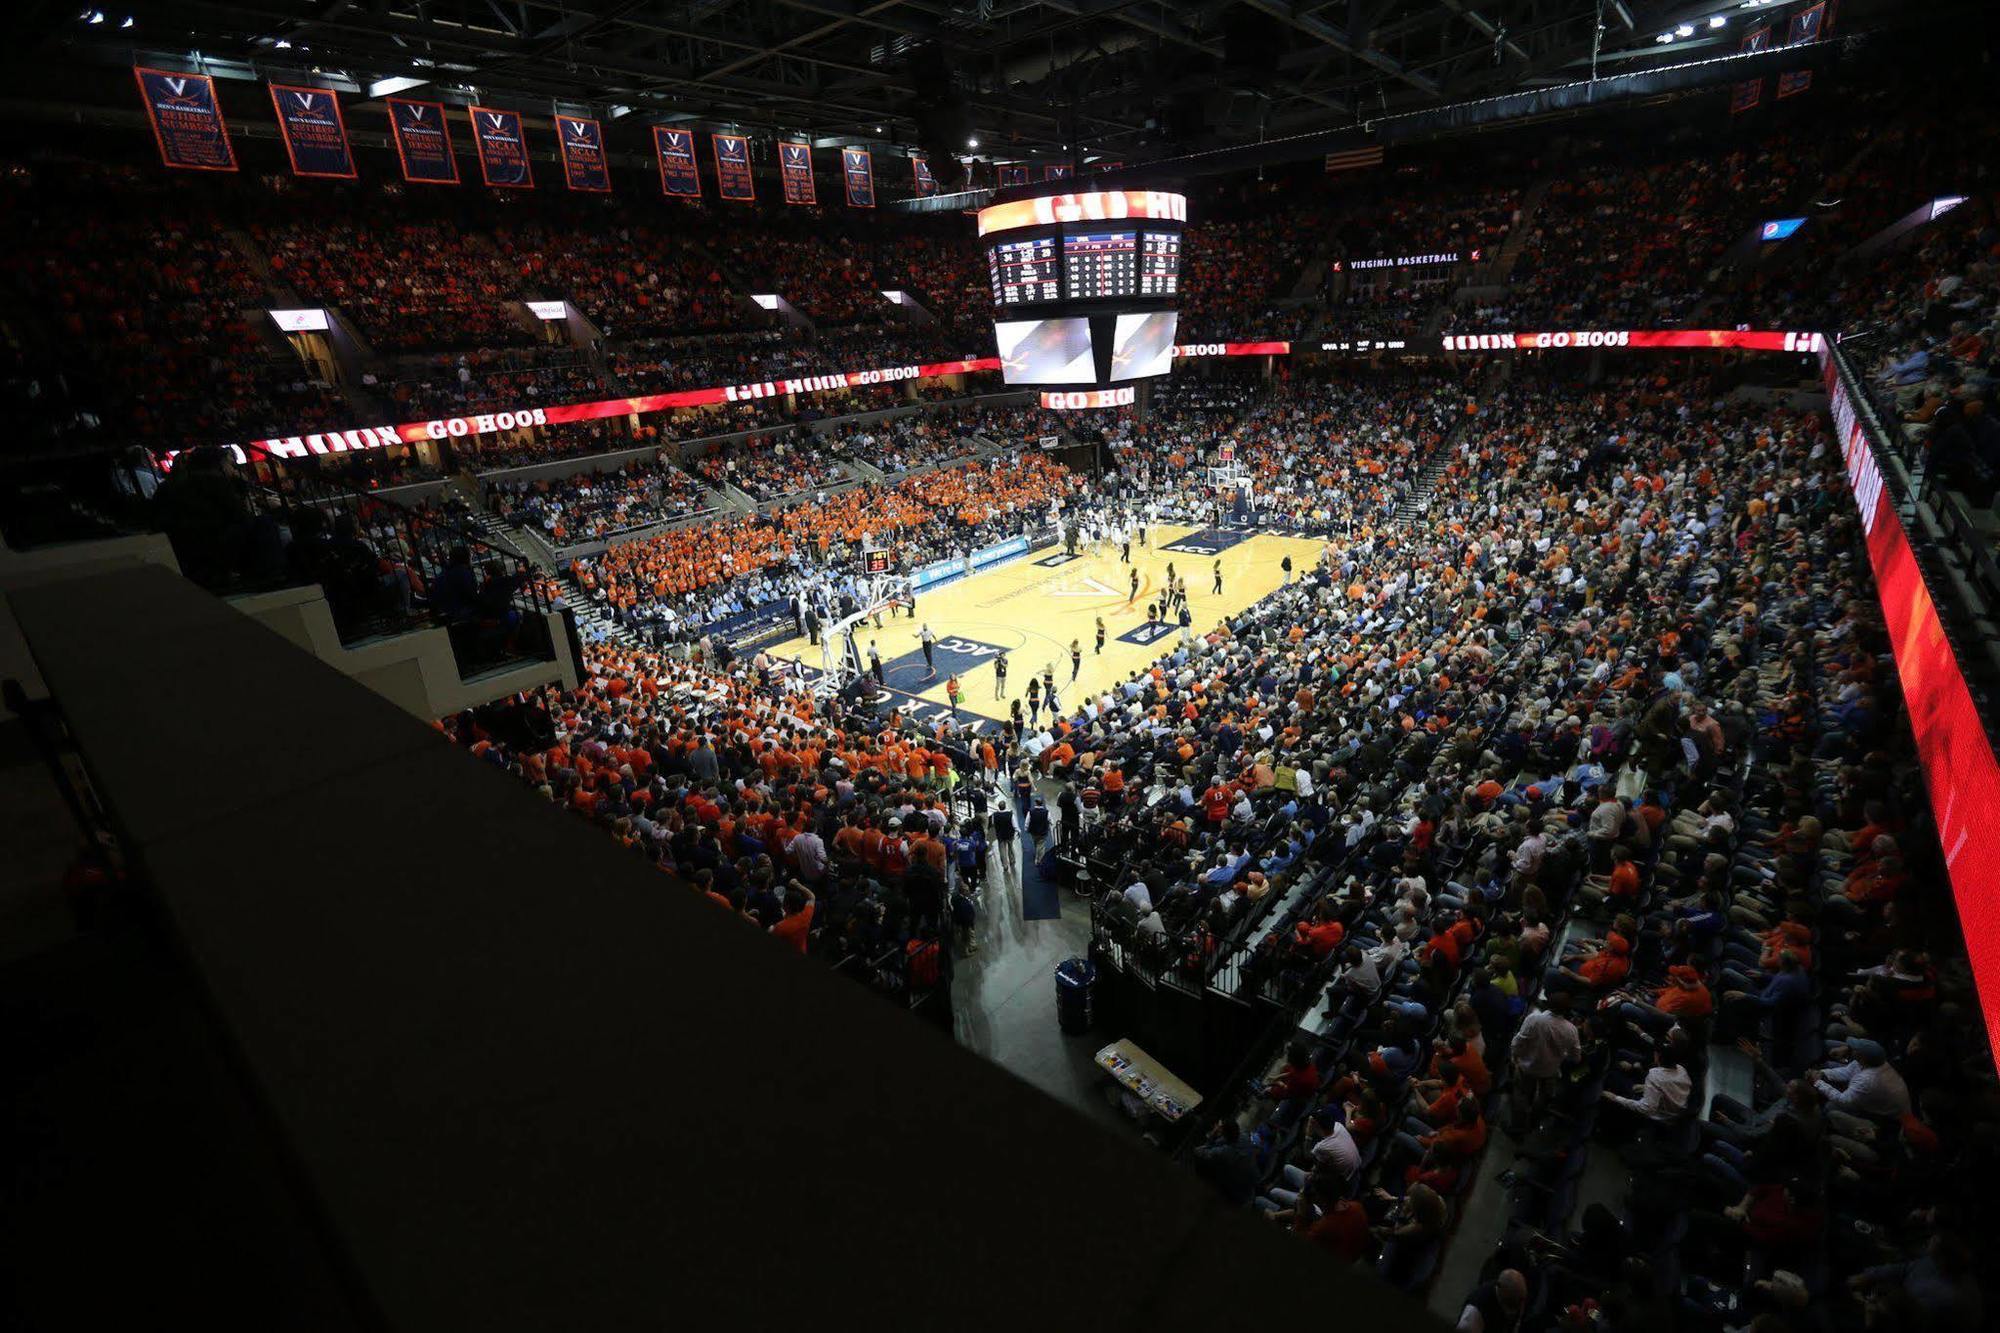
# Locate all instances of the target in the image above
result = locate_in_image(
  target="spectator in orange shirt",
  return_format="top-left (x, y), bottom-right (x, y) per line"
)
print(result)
top-left (770, 881), bottom-right (815, 955)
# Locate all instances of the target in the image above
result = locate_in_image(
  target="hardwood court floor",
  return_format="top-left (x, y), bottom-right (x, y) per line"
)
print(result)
top-left (764, 523), bottom-right (1327, 731)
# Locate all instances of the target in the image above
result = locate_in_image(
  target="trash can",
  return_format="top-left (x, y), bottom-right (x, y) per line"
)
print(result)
top-left (1055, 956), bottom-right (1097, 1034)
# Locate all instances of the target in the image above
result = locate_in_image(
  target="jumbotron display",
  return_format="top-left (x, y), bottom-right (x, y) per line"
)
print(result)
top-left (979, 185), bottom-right (1187, 399)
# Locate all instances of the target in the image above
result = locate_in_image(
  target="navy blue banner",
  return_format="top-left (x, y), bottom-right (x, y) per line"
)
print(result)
top-left (471, 106), bottom-right (534, 189)
top-left (713, 133), bottom-right (755, 201)
top-left (134, 67), bottom-right (237, 172)
top-left (912, 153), bottom-right (937, 196)
top-left (556, 115), bottom-right (609, 192)
top-left (1787, 1), bottom-right (1826, 43)
top-left (269, 84), bottom-right (355, 179)
top-left (388, 99), bottom-right (459, 184)
top-left (1000, 164), bottom-right (1029, 187)
top-left (779, 140), bottom-right (816, 205)
top-left (1730, 78), bottom-right (1764, 114)
top-left (841, 147), bottom-right (875, 208)
top-left (653, 127), bottom-right (701, 198)
top-left (1776, 69), bottom-right (1813, 99)
top-left (1045, 164), bottom-right (1073, 181)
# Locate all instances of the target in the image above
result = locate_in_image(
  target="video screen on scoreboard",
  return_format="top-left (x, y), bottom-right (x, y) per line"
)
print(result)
top-left (995, 317), bottom-right (1094, 385)
top-left (1139, 232), bottom-right (1180, 296)
top-left (988, 236), bottom-right (1059, 305)
top-left (1109, 311), bottom-right (1178, 381)
top-left (1062, 229), bottom-right (1138, 300)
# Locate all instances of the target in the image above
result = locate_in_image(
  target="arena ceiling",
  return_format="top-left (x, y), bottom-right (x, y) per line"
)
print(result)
top-left (48, 0), bottom-right (1898, 168)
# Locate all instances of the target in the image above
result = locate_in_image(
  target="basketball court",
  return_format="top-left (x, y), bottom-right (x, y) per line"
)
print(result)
top-left (763, 522), bottom-right (1326, 733)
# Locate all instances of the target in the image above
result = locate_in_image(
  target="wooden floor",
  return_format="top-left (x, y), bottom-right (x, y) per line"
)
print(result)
top-left (764, 523), bottom-right (1327, 731)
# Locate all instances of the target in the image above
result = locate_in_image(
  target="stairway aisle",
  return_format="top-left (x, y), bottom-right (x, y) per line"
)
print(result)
top-left (1394, 442), bottom-right (1460, 524)
top-left (1490, 176), bottom-right (1554, 283)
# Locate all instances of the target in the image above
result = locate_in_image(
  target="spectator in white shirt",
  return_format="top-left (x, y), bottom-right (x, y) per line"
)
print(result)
top-left (1813, 1039), bottom-right (1911, 1118)
top-left (1255, 1112), bottom-right (1361, 1216)
top-left (1602, 1046), bottom-right (1692, 1122)
top-left (1508, 992), bottom-right (1580, 1129)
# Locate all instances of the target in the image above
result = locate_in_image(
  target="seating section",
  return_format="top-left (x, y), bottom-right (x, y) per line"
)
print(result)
top-left (259, 216), bottom-right (537, 351)
top-left (487, 457), bottom-right (715, 546)
top-left (696, 435), bottom-right (852, 502)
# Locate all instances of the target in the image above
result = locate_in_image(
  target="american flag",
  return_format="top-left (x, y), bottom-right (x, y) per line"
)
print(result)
top-left (1324, 145), bottom-right (1384, 173)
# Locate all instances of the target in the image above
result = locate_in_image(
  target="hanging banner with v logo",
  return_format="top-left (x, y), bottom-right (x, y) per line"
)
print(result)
top-left (134, 67), bottom-right (237, 172)
top-left (841, 146), bottom-right (875, 208)
top-left (470, 105), bottom-right (535, 189)
top-left (387, 98), bottom-right (460, 184)
top-left (555, 115), bottom-right (610, 192)
top-left (652, 127), bottom-right (701, 199)
top-left (713, 133), bottom-right (755, 201)
top-left (778, 140), bottom-right (816, 205)
top-left (269, 83), bottom-right (355, 180)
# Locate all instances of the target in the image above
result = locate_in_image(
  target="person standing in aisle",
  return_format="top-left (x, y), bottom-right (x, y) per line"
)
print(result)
top-left (991, 800), bottom-right (1018, 876)
top-left (1026, 797), bottom-right (1052, 862)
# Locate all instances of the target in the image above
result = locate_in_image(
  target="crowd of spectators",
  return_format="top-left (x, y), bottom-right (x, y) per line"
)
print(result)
top-left (1849, 194), bottom-right (2000, 502)
top-left (259, 216), bottom-right (536, 351)
top-left (1445, 128), bottom-right (1842, 332)
top-left (420, 302), bottom-right (2000, 1333)
top-left (1009, 370), bottom-right (1993, 1333)
top-left (1331, 181), bottom-right (1519, 265)
top-left (492, 216), bottom-right (742, 338)
top-left (0, 163), bottom-right (284, 453)
top-left (488, 457), bottom-right (715, 545)
top-left (609, 324), bottom-right (971, 398)
top-left (572, 451), bottom-right (1074, 641)
top-left (383, 347), bottom-right (605, 420)
top-left (695, 435), bottom-right (851, 501)
top-left (823, 412), bottom-right (983, 477)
